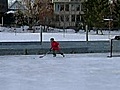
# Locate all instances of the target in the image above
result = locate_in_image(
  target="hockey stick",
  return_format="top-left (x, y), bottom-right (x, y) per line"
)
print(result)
top-left (39, 51), bottom-right (51, 58)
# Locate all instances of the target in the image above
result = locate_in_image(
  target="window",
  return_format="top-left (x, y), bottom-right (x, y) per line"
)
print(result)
top-left (60, 15), bottom-right (64, 22)
top-left (55, 15), bottom-right (59, 21)
top-left (81, 4), bottom-right (84, 11)
top-left (76, 4), bottom-right (80, 11)
top-left (76, 15), bottom-right (80, 22)
top-left (71, 4), bottom-right (80, 11)
top-left (55, 4), bottom-right (60, 12)
top-left (60, 4), bottom-right (64, 11)
top-left (65, 15), bottom-right (69, 22)
top-left (65, 4), bottom-right (69, 11)
top-left (71, 15), bottom-right (75, 22)
top-left (71, 4), bottom-right (75, 11)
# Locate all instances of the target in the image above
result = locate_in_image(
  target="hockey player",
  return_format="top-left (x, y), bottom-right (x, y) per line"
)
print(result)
top-left (50, 38), bottom-right (65, 57)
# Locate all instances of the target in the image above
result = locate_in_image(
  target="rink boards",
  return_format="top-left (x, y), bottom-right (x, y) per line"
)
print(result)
top-left (0, 41), bottom-right (120, 55)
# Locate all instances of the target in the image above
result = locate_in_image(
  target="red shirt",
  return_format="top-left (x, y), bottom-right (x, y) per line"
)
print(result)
top-left (51, 41), bottom-right (60, 50)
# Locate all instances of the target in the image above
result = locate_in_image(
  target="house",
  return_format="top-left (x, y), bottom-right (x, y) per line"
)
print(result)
top-left (0, 0), bottom-right (8, 13)
top-left (0, 0), bottom-right (8, 25)
top-left (8, 0), bottom-right (26, 11)
top-left (52, 0), bottom-right (84, 28)
top-left (1, 0), bottom-right (26, 26)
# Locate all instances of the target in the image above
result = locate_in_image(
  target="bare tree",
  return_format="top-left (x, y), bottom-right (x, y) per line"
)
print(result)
top-left (21, 0), bottom-right (54, 32)
top-left (36, 0), bottom-right (54, 32)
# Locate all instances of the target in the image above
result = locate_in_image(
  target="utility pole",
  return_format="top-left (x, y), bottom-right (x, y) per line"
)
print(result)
top-left (1, 16), bottom-right (3, 26)
top-left (85, 0), bottom-right (88, 42)
top-left (108, 0), bottom-right (113, 39)
top-left (86, 25), bottom-right (88, 41)
top-left (108, 0), bottom-right (115, 57)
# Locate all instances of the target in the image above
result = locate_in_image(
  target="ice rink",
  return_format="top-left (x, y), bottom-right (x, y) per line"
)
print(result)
top-left (0, 53), bottom-right (120, 90)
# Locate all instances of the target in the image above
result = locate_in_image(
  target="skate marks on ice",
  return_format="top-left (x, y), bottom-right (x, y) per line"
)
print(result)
top-left (0, 53), bottom-right (119, 61)
top-left (0, 53), bottom-right (120, 90)
top-left (38, 53), bottom-right (113, 60)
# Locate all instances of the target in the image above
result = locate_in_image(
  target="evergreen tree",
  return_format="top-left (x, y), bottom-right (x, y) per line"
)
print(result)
top-left (83, 0), bottom-right (109, 33)
top-left (82, 0), bottom-right (120, 34)
top-left (112, 0), bottom-right (120, 28)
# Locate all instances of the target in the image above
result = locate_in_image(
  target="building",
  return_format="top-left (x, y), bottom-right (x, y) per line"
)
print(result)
top-left (9, 0), bottom-right (26, 11)
top-left (0, 0), bottom-right (8, 13)
top-left (0, 0), bottom-right (8, 25)
top-left (52, 0), bottom-right (84, 28)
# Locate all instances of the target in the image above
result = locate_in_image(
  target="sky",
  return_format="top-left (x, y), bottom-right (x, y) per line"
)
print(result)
top-left (8, 0), bottom-right (15, 3)
top-left (8, 0), bottom-right (21, 4)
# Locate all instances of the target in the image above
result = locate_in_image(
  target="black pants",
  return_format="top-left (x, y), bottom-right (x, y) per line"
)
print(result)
top-left (52, 50), bottom-right (64, 56)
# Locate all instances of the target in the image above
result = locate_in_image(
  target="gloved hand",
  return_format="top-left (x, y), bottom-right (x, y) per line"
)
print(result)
top-left (49, 48), bottom-right (52, 51)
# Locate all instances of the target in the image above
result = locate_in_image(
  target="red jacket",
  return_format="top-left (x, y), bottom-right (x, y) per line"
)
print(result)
top-left (51, 41), bottom-right (60, 50)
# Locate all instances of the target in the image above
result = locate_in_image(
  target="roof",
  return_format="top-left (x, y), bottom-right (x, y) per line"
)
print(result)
top-left (9, 0), bottom-right (26, 10)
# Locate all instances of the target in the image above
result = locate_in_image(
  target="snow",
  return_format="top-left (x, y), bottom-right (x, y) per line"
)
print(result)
top-left (6, 11), bottom-right (16, 14)
top-left (0, 26), bottom-right (119, 42)
top-left (0, 32), bottom-right (109, 42)
top-left (0, 53), bottom-right (120, 90)
top-left (0, 26), bottom-right (120, 90)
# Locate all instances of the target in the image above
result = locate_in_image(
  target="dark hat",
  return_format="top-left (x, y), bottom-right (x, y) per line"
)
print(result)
top-left (50, 38), bottom-right (54, 40)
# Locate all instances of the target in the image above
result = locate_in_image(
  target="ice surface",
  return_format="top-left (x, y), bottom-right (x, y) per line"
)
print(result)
top-left (0, 53), bottom-right (120, 90)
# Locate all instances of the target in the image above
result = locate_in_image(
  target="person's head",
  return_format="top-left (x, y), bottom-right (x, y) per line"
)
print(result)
top-left (50, 38), bottom-right (54, 42)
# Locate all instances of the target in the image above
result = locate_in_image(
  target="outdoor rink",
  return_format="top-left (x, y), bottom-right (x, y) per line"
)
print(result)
top-left (0, 53), bottom-right (120, 90)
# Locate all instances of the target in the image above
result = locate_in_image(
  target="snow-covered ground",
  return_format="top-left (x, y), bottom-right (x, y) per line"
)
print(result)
top-left (0, 26), bottom-right (120, 42)
top-left (0, 53), bottom-right (120, 90)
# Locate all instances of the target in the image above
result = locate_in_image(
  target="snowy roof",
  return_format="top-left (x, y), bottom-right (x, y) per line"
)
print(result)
top-left (9, 0), bottom-right (26, 10)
